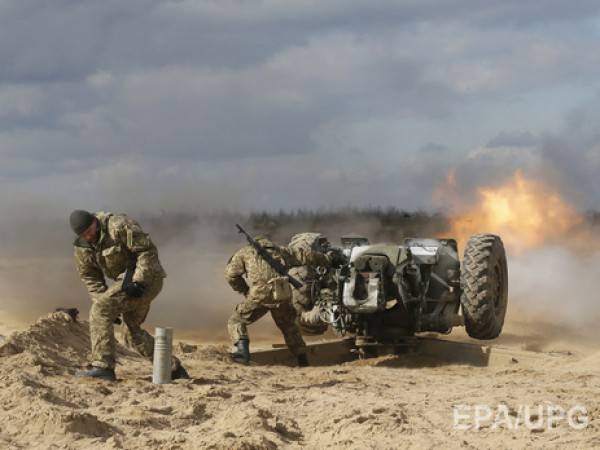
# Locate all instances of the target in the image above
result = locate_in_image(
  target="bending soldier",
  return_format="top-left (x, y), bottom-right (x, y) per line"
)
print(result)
top-left (70, 209), bottom-right (188, 381)
top-left (225, 235), bottom-right (328, 367)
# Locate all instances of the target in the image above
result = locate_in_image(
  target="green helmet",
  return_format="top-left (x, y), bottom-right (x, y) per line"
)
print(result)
top-left (289, 232), bottom-right (329, 253)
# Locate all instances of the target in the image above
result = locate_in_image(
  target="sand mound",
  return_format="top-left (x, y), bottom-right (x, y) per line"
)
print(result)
top-left (0, 312), bottom-right (137, 374)
top-left (0, 366), bottom-right (124, 448)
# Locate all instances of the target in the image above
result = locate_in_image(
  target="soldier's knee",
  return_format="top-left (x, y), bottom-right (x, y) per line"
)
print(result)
top-left (123, 311), bottom-right (144, 328)
top-left (227, 314), bottom-right (241, 328)
top-left (91, 303), bottom-right (111, 320)
top-left (91, 303), bottom-right (120, 327)
top-left (272, 312), bottom-right (294, 330)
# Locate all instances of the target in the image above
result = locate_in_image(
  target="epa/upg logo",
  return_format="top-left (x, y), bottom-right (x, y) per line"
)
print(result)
top-left (452, 403), bottom-right (589, 431)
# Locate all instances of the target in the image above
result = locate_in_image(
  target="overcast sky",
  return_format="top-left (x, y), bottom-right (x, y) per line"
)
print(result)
top-left (2, 0), bottom-right (600, 215)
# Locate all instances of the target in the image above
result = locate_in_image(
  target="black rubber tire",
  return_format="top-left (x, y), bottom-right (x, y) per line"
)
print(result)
top-left (460, 234), bottom-right (508, 340)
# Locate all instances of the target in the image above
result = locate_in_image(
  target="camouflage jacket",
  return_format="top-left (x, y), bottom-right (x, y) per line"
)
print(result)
top-left (74, 212), bottom-right (166, 296)
top-left (225, 238), bottom-right (329, 298)
top-left (288, 233), bottom-right (337, 310)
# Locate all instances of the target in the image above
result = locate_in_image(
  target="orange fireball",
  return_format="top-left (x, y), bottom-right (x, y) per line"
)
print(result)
top-left (443, 171), bottom-right (582, 253)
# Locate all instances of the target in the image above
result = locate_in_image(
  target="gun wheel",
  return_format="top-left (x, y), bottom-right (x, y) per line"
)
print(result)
top-left (460, 234), bottom-right (508, 340)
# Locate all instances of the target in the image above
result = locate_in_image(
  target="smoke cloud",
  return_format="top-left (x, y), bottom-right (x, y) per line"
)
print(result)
top-left (435, 169), bottom-right (600, 348)
top-left (0, 194), bottom-right (449, 340)
top-left (2, 183), bottom-right (599, 350)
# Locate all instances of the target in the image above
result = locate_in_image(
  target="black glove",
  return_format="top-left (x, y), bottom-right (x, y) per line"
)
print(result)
top-left (124, 282), bottom-right (145, 298)
top-left (327, 248), bottom-right (346, 268)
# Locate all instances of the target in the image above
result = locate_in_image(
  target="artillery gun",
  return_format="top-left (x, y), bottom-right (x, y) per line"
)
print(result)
top-left (317, 234), bottom-right (508, 358)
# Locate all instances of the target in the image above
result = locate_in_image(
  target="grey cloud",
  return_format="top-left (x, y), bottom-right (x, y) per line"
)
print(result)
top-left (0, 0), bottom-right (599, 210)
top-left (487, 131), bottom-right (538, 148)
top-left (0, 0), bottom-right (160, 84)
top-left (419, 142), bottom-right (448, 154)
top-left (467, 0), bottom-right (600, 27)
top-left (0, 31), bottom-right (458, 167)
top-left (2, 0), bottom-right (597, 87)
top-left (437, 95), bottom-right (600, 210)
top-left (539, 101), bottom-right (600, 208)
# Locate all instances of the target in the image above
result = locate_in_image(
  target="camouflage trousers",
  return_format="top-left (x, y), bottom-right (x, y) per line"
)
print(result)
top-left (227, 297), bottom-right (307, 356)
top-left (89, 277), bottom-right (163, 369)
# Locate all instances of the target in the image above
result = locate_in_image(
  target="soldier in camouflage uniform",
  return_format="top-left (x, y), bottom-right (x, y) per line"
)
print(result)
top-left (288, 233), bottom-right (339, 336)
top-left (70, 209), bottom-right (188, 381)
top-left (225, 236), bottom-right (328, 366)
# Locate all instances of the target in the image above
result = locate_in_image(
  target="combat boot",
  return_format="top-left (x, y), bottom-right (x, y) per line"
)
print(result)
top-left (296, 354), bottom-right (309, 367)
top-left (231, 338), bottom-right (250, 365)
top-left (171, 360), bottom-right (191, 380)
top-left (75, 366), bottom-right (116, 381)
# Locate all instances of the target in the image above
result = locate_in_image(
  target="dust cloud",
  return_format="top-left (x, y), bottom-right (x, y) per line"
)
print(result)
top-left (0, 194), bottom-right (440, 341)
top-left (438, 170), bottom-right (600, 349)
top-left (1, 177), bottom-right (598, 348)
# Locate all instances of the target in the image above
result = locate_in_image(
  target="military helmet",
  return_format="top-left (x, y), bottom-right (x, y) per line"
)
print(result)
top-left (289, 232), bottom-right (329, 253)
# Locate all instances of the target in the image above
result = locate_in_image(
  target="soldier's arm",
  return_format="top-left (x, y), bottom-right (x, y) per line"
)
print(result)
top-left (119, 219), bottom-right (163, 285)
top-left (225, 250), bottom-right (249, 296)
top-left (74, 247), bottom-right (107, 295)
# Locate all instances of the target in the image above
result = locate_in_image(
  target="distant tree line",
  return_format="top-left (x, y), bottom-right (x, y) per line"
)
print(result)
top-left (142, 207), bottom-right (600, 246)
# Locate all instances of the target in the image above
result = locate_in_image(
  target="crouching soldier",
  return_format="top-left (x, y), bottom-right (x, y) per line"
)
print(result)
top-left (288, 233), bottom-right (341, 336)
top-left (70, 209), bottom-right (189, 381)
top-left (225, 232), bottom-right (328, 367)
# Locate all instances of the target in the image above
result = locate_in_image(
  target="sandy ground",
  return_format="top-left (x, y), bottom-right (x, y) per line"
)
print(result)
top-left (0, 313), bottom-right (598, 450)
